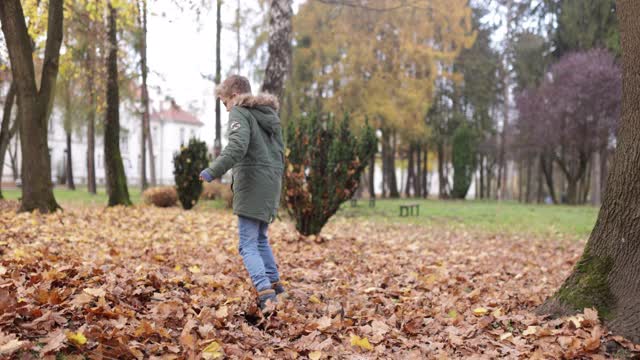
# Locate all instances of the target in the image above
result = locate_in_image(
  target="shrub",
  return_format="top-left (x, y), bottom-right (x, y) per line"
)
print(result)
top-left (451, 124), bottom-right (478, 199)
top-left (173, 138), bottom-right (209, 210)
top-left (143, 186), bottom-right (178, 207)
top-left (201, 182), bottom-right (233, 209)
top-left (285, 113), bottom-right (377, 236)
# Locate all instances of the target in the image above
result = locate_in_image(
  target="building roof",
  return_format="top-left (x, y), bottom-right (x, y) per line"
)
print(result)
top-left (151, 101), bottom-right (204, 127)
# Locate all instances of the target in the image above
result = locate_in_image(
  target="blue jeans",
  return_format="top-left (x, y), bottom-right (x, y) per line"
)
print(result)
top-left (238, 216), bottom-right (280, 292)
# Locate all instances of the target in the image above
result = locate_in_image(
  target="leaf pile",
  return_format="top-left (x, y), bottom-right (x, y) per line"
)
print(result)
top-left (0, 203), bottom-right (638, 359)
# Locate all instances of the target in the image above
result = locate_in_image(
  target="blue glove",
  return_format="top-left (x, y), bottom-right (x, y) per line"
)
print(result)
top-left (200, 169), bottom-right (214, 182)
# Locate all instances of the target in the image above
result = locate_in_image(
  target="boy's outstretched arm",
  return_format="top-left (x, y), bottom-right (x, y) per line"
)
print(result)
top-left (200, 111), bottom-right (250, 182)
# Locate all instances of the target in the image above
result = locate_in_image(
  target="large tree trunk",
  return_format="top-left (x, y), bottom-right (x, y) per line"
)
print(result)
top-left (65, 130), bottom-right (75, 190)
top-left (0, 82), bottom-right (17, 199)
top-left (0, 0), bottom-right (62, 212)
top-left (260, 0), bottom-right (292, 100)
top-left (104, 4), bottom-right (131, 207)
top-left (538, 1), bottom-right (640, 341)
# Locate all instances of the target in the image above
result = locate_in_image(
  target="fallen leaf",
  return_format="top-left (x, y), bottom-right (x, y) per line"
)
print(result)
top-left (309, 295), bottom-right (322, 304)
top-left (0, 339), bottom-right (26, 355)
top-left (350, 334), bottom-right (373, 351)
top-left (522, 326), bottom-right (538, 336)
top-left (83, 287), bottom-right (106, 297)
top-left (473, 307), bottom-right (488, 316)
top-left (500, 332), bottom-right (513, 341)
top-left (66, 331), bottom-right (87, 346)
top-left (202, 341), bottom-right (224, 359)
top-left (309, 350), bottom-right (322, 360)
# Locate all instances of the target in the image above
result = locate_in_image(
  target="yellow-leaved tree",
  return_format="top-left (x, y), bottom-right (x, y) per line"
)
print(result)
top-left (284, 0), bottom-right (475, 198)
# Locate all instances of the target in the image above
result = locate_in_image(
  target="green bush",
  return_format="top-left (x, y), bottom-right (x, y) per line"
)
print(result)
top-left (285, 113), bottom-right (377, 236)
top-left (451, 124), bottom-right (478, 199)
top-left (173, 138), bottom-right (209, 210)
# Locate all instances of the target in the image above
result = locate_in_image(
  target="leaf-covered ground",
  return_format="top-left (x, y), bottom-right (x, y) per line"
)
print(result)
top-left (1, 201), bottom-right (638, 359)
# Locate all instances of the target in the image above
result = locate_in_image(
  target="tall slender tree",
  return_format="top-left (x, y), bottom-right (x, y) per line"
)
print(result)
top-left (538, 0), bottom-right (640, 341)
top-left (214, 0), bottom-right (222, 158)
top-left (86, 40), bottom-right (97, 194)
top-left (137, 0), bottom-right (154, 189)
top-left (0, 82), bottom-right (17, 199)
top-left (0, 0), bottom-right (62, 212)
top-left (261, 0), bottom-right (292, 100)
top-left (104, 3), bottom-right (132, 206)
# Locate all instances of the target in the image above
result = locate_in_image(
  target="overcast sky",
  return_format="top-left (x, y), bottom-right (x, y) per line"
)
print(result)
top-left (146, 0), bottom-right (303, 149)
top-left (144, 0), bottom-right (513, 149)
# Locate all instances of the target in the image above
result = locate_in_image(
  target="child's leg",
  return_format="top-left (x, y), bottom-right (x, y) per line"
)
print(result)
top-left (257, 221), bottom-right (280, 284)
top-left (238, 216), bottom-right (271, 292)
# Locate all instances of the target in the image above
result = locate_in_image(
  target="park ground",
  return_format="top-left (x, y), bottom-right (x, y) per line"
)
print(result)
top-left (1, 190), bottom-right (639, 358)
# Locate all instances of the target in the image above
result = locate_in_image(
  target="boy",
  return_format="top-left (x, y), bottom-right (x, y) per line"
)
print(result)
top-left (199, 75), bottom-right (285, 313)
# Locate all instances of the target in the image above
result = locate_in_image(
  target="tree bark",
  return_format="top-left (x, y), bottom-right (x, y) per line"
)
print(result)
top-left (62, 80), bottom-right (75, 191)
top-left (388, 131), bottom-right (399, 198)
top-left (422, 146), bottom-right (429, 198)
top-left (0, 0), bottom-right (62, 212)
top-left (405, 144), bottom-right (414, 197)
top-left (538, 1), bottom-right (640, 341)
top-left (437, 141), bottom-right (447, 199)
top-left (104, 4), bottom-right (131, 207)
top-left (368, 150), bottom-right (375, 199)
top-left (65, 130), bottom-right (75, 190)
top-left (261, 0), bottom-right (292, 100)
top-left (540, 152), bottom-right (557, 204)
top-left (138, 0), bottom-right (149, 190)
top-left (414, 144), bottom-right (422, 198)
top-left (381, 130), bottom-right (388, 198)
top-left (479, 155), bottom-right (485, 199)
top-left (85, 39), bottom-right (97, 194)
top-left (592, 151), bottom-right (602, 205)
top-left (0, 82), bottom-right (17, 199)
top-left (213, 0), bottom-right (222, 159)
top-left (525, 156), bottom-right (532, 203)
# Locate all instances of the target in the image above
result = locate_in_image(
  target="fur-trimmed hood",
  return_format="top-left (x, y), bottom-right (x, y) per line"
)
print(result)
top-left (231, 93), bottom-right (280, 111)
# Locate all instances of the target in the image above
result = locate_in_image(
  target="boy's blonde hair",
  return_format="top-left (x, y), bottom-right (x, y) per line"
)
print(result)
top-left (215, 75), bottom-right (252, 99)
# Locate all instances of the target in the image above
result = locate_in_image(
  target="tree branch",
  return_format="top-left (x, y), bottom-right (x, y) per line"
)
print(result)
top-left (314, 0), bottom-right (427, 12)
top-left (0, 0), bottom-right (38, 97)
top-left (38, 0), bottom-right (64, 122)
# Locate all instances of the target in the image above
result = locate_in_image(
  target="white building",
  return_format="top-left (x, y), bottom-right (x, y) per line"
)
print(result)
top-left (2, 98), bottom-right (205, 187)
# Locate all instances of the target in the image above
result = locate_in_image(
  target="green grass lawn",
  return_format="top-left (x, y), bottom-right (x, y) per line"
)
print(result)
top-left (2, 187), bottom-right (143, 207)
top-left (337, 198), bottom-right (599, 239)
top-left (1, 186), bottom-right (231, 210)
top-left (2, 187), bottom-right (598, 238)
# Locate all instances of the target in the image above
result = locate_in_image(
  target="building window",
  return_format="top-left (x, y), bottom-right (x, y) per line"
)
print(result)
top-left (121, 134), bottom-right (129, 152)
top-left (179, 127), bottom-right (185, 145)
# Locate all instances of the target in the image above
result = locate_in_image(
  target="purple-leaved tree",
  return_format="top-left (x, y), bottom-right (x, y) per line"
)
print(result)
top-left (515, 49), bottom-right (620, 204)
